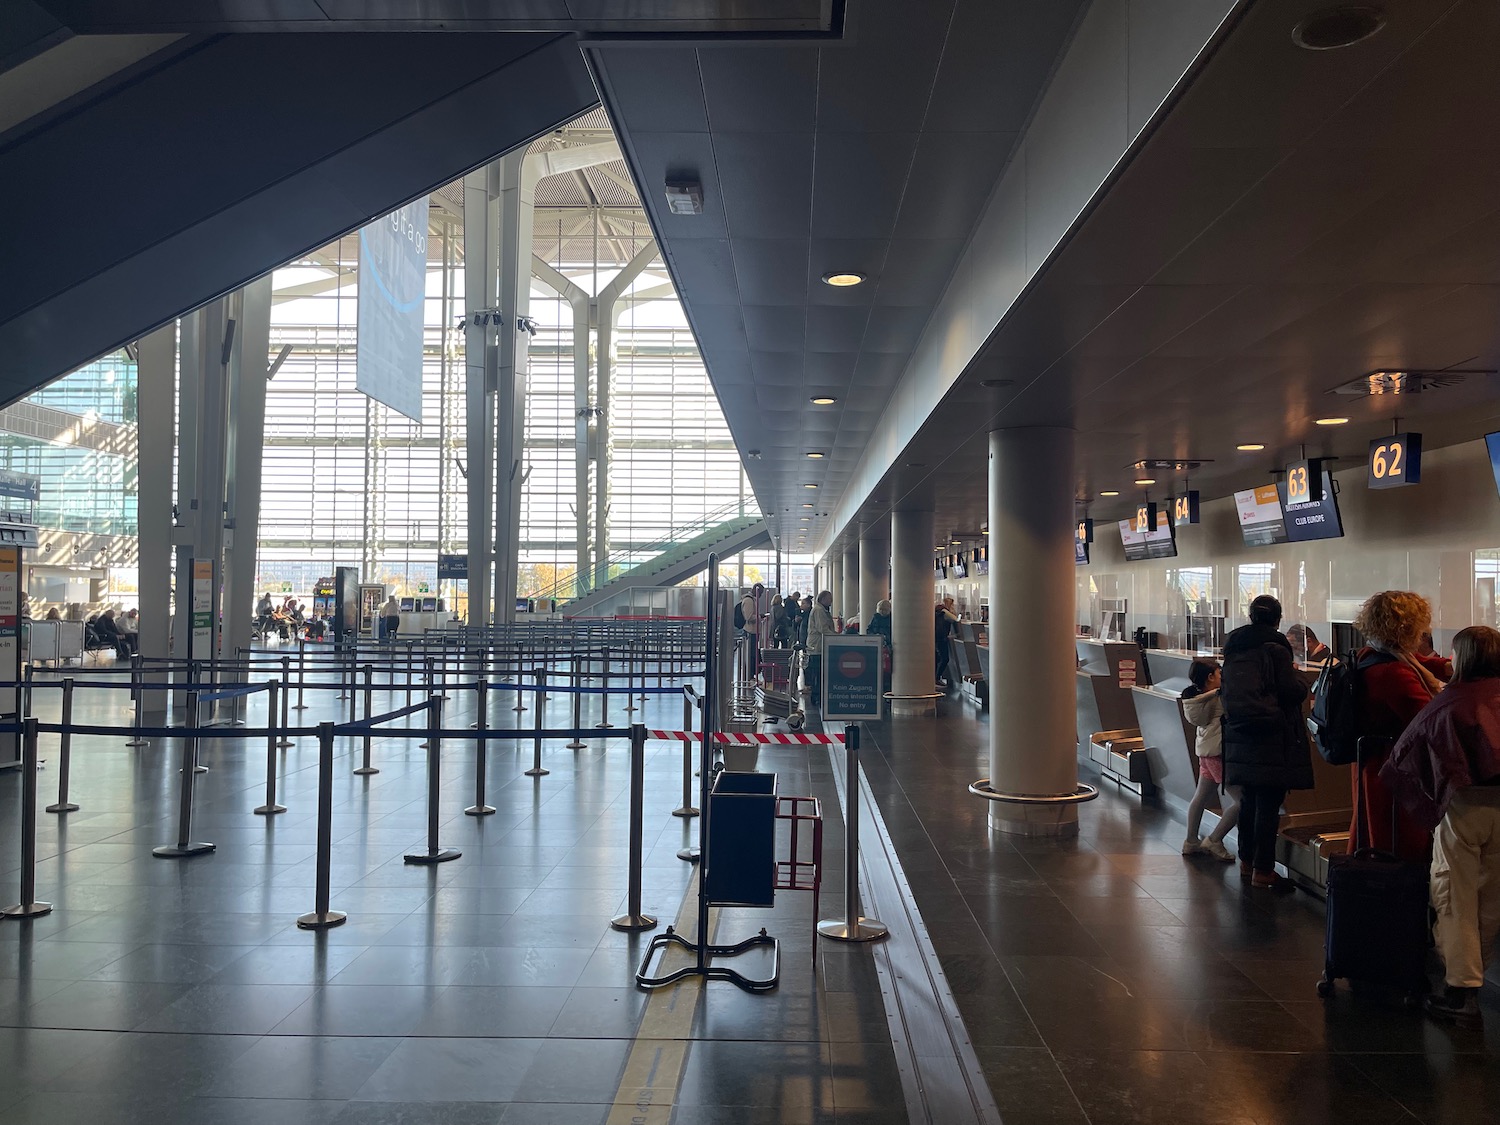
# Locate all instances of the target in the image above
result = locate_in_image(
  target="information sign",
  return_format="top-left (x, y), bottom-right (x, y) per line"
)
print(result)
top-left (1286, 458), bottom-right (1327, 505)
top-left (1368, 433), bottom-right (1421, 488)
top-left (1134, 501), bottom-right (1157, 532)
top-left (357, 198), bottom-right (430, 422)
top-left (191, 560), bottom-right (213, 662)
top-left (0, 469), bottom-right (40, 503)
top-left (437, 553), bottom-right (469, 580)
top-left (821, 635), bottom-right (884, 722)
top-left (1171, 491), bottom-right (1200, 526)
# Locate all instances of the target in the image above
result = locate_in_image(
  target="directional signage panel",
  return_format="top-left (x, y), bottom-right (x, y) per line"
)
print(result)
top-left (821, 635), bottom-right (884, 722)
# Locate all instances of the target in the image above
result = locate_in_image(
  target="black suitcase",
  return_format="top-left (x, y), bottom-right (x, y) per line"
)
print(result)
top-left (1317, 738), bottom-right (1430, 999)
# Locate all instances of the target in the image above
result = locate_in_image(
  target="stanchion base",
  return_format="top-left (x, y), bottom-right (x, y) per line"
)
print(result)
top-left (276, 739), bottom-right (294, 748)
top-left (1, 901), bottom-right (53, 919)
top-left (45, 802), bottom-right (79, 814)
top-left (672, 807), bottom-right (700, 819)
top-left (296, 910), bottom-right (347, 930)
top-left (524, 767), bottom-right (550, 777)
top-left (125, 737), bottom-right (150, 748)
top-left (254, 804), bottom-right (287, 816)
top-left (404, 848), bottom-right (461, 865)
top-left (610, 911), bottom-right (658, 932)
top-left (192, 765), bottom-right (208, 774)
top-left (816, 917), bottom-right (888, 943)
top-left (292, 704), bottom-right (309, 711)
top-left (464, 804), bottom-right (497, 816)
top-left (677, 846), bottom-right (700, 863)
top-left (596, 723), bottom-right (614, 729)
top-left (566, 740), bottom-right (587, 749)
top-left (352, 766), bottom-right (380, 775)
top-left (153, 842), bottom-right (216, 858)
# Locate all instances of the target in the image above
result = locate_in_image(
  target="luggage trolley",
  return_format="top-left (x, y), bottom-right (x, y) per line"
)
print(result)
top-left (755, 648), bottom-right (805, 730)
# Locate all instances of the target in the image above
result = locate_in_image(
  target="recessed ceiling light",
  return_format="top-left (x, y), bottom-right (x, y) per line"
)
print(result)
top-left (1100, 490), bottom-right (1120, 497)
top-left (905, 461), bottom-right (925, 469)
top-left (1236, 443), bottom-right (1266, 452)
top-left (1315, 417), bottom-right (1349, 426)
top-left (809, 396), bottom-right (837, 405)
top-left (821, 272), bottom-right (865, 287)
top-left (806, 451), bottom-right (825, 459)
top-left (803, 483), bottom-right (818, 489)
top-left (802, 503), bottom-right (813, 508)
top-left (979, 378), bottom-right (1014, 389)
top-left (1293, 6), bottom-right (1385, 51)
top-left (1135, 478), bottom-right (1156, 486)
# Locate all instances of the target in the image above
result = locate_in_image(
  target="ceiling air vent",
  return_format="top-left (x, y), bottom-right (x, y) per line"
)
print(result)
top-left (1131, 459), bottom-right (1211, 473)
top-left (1328, 369), bottom-right (1491, 396)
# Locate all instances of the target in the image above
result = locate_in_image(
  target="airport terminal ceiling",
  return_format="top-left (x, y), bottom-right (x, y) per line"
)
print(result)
top-left (592, 0), bottom-right (1500, 558)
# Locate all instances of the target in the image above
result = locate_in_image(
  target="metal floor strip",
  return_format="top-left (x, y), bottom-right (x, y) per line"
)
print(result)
top-left (827, 743), bottom-right (1005, 1125)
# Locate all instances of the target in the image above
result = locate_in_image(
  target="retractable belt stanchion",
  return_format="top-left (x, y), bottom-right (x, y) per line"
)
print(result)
top-left (352, 664), bottom-right (377, 775)
top-left (673, 688), bottom-right (699, 819)
top-left (566, 667), bottom-right (587, 749)
top-left (818, 723), bottom-right (887, 943)
top-left (293, 640), bottom-right (308, 710)
top-left (466, 680), bottom-right (495, 816)
top-left (598, 646), bottom-right (613, 729)
top-left (127, 654), bottom-right (148, 747)
top-left (154, 689), bottom-right (214, 858)
top-left (405, 694), bottom-right (460, 864)
top-left (512, 644), bottom-right (527, 713)
top-left (297, 721), bottom-right (347, 929)
top-left (3, 719), bottom-right (52, 918)
top-left (625, 643), bottom-right (637, 714)
top-left (255, 679), bottom-right (286, 816)
top-left (45, 679), bottom-right (78, 814)
top-left (277, 657), bottom-right (294, 746)
top-left (526, 669), bottom-right (549, 777)
top-left (611, 723), bottom-right (658, 932)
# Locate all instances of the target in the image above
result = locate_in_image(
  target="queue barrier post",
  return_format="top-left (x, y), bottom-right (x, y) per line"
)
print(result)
top-left (625, 644), bottom-right (637, 714)
top-left (126, 654), bottom-right (149, 747)
top-left (566, 668), bottom-right (587, 749)
top-left (255, 679), bottom-right (287, 815)
top-left (598, 646), bottom-right (613, 729)
top-left (45, 679), bottom-right (79, 814)
top-left (611, 723), bottom-right (659, 932)
top-left (466, 680), bottom-right (496, 816)
top-left (817, 723), bottom-right (887, 943)
top-left (673, 692), bottom-right (699, 819)
top-left (2, 719), bottom-right (52, 918)
top-left (297, 721), bottom-right (347, 929)
top-left (353, 664), bottom-right (378, 775)
top-left (525, 669), bottom-right (549, 777)
top-left (277, 657), bottom-right (294, 746)
top-left (153, 690), bottom-right (215, 858)
top-left (404, 694), bottom-right (461, 864)
top-left (293, 639), bottom-right (308, 710)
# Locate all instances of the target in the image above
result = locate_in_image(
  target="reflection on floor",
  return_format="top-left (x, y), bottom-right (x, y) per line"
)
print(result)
top-left (0, 670), bottom-right (904, 1124)
top-left (855, 696), bottom-right (1500, 1125)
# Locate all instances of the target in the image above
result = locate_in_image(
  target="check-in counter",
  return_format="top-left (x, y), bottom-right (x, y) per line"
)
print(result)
top-left (1130, 684), bottom-right (1203, 811)
top-left (1076, 638), bottom-right (1150, 792)
top-left (949, 624), bottom-right (988, 709)
top-left (1276, 662), bottom-right (1354, 893)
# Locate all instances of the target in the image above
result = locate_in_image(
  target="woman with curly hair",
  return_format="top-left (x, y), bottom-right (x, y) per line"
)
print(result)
top-left (1350, 590), bottom-right (1445, 859)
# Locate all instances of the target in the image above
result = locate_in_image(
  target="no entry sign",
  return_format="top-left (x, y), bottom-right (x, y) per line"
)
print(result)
top-left (822, 634), bottom-right (884, 722)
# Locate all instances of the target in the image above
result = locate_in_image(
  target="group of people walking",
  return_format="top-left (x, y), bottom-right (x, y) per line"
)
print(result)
top-left (1178, 592), bottom-right (1500, 1026)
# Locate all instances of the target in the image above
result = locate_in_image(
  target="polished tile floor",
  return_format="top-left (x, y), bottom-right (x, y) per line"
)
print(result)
top-left (0, 664), bottom-right (900, 1124)
top-left (6, 660), bottom-right (1497, 1124)
top-left (852, 693), bottom-right (1500, 1125)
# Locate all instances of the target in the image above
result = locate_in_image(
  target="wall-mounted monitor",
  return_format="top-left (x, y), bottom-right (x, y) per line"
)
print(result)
top-left (1278, 469), bottom-right (1344, 542)
top-left (1235, 484), bottom-right (1287, 547)
top-left (1118, 511), bottom-right (1176, 561)
top-left (399, 597), bottom-right (415, 613)
top-left (1075, 537), bottom-right (1090, 566)
top-left (948, 562), bottom-right (967, 579)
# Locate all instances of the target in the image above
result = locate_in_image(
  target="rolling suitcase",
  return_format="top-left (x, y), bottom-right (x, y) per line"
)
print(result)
top-left (1317, 738), bottom-right (1430, 1000)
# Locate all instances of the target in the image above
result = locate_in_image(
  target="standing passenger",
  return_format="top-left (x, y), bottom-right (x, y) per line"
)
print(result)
top-left (935, 597), bottom-right (960, 690)
top-left (1349, 590), bottom-right (1444, 860)
top-left (1383, 626), bottom-right (1500, 1027)
top-left (1221, 595), bottom-right (1310, 892)
top-left (381, 594), bottom-right (401, 643)
top-left (805, 590), bottom-right (836, 707)
top-left (1181, 658), bottom-right (1239, 862)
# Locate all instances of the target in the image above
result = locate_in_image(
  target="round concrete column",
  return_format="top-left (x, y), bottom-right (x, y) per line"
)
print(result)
top-left (986, 427), bottom-right (1082, 836)
top-left (827, 555), bottom-right (840, 615)
top-left (890, 507), bottom-right (937, 716)
top-left (858, 529), bottom-right (889, 631)
top-left (841, 548), bottom-right (859, 623)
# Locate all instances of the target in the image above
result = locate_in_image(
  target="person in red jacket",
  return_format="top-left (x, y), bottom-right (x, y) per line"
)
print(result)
top-left (1350, 591), bottom-right (1446, 859)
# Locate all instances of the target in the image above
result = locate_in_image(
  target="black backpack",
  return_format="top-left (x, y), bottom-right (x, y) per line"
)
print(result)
top-left (1308, 651), bottom-right (1393, 765)
top-left (733, 601), bottom-right (746, 629)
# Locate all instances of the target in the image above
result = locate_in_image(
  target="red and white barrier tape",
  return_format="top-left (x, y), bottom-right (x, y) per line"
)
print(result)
top-left (647, 729), bottom-right (844, 745)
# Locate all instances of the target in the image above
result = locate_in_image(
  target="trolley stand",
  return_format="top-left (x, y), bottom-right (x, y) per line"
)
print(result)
top-left (638, 552), bottom-right (780, 993)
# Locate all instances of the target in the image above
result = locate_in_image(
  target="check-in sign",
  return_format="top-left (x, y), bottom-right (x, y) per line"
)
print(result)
top-left (822, 635), bottom-right (884, 722)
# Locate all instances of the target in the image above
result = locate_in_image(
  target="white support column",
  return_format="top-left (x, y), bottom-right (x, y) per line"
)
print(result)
top-left (890, 508), bottom-right (937, 716)
top-left (827, 554), bottom-right (840, 620)
top-left (986, 427), bottom-right (1082, 837)
top-left (859, 527), bottom-right (888, 631)
top-left (492, 150), bottom-right (534, 625)
top-left (136, 323), bottom-right (176, 721)
top-left (593, 241), bottom-right (656, 590)
top-left (842, 547), bottom-right (859, 624)
top-left (532, 256), bottom-right (592, 593)
top-left (463, 163), bottom-right (499, 625)
top-left (222, 275), bottom-right (272, 665)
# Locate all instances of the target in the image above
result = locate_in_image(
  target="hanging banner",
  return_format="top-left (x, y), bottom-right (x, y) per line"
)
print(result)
top-left (357, 197), bottom-right (429, 422)
top-left (191, 560), bottom-right (213, 662)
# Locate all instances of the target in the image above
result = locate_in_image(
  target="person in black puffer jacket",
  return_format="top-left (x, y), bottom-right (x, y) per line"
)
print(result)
top-left (1220, 594), bottom-right (1311, 893)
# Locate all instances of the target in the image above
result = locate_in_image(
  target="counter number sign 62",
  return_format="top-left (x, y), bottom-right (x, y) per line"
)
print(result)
top-left (1368, 433), bottom-right (1422, 489)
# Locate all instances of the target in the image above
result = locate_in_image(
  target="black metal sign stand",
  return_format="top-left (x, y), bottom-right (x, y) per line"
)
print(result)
top-left (637, 552), bottom-right (780, 993)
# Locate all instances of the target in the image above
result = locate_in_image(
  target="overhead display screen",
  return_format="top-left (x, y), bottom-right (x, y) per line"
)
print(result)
top-left (1118, 512), bottom-right (1176, 561)
top-left (1278, 469), bottom-right (1344, 542)
top-left (1236, 484), bottom-right (1287, 547)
